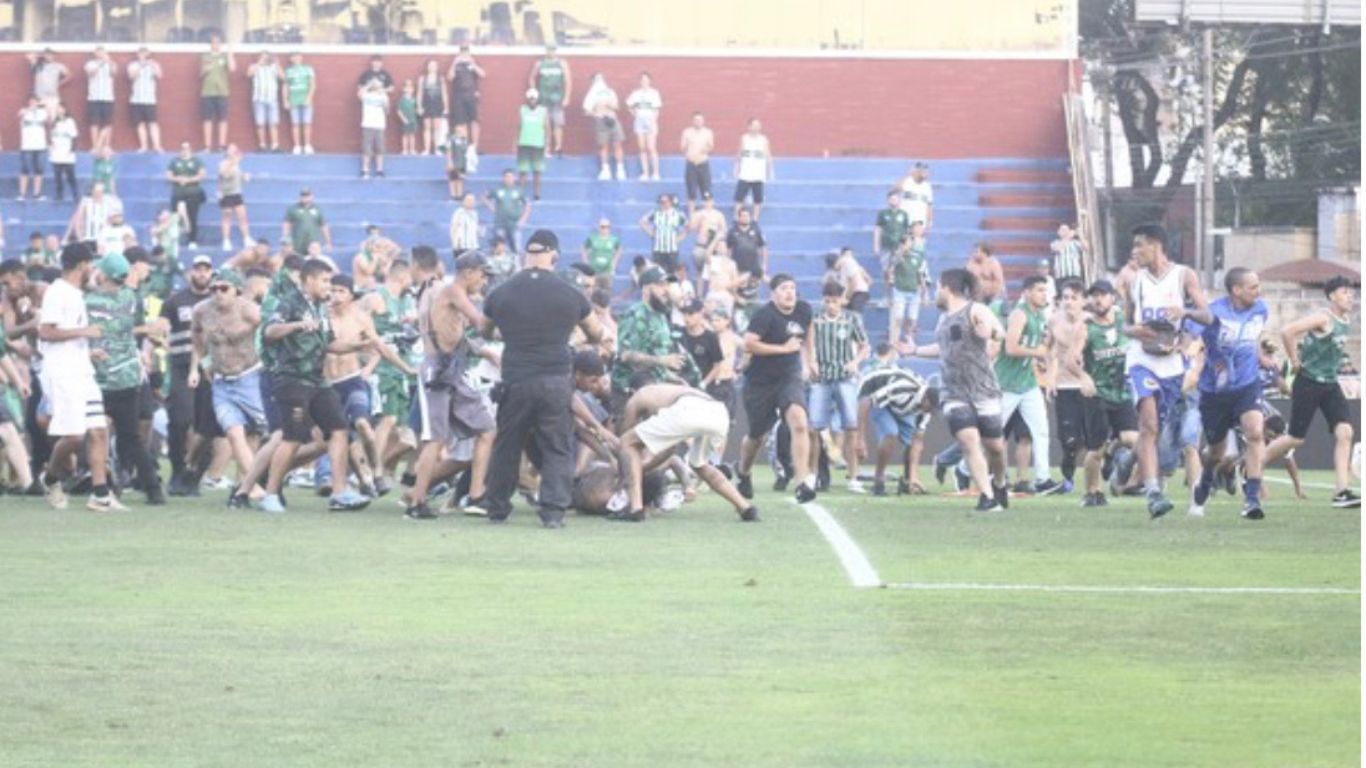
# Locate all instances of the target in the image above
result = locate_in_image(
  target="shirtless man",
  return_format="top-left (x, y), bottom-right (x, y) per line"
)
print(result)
top-left (1045, 279), bottom-right (1090, 493)
top-left (688, 191), bottom-right (727, 291)
top-left (405, 251), bottom-right (498, 520)
top-left (0, 261), bottom-right (48, 483)
top-left (326, 274), bottom-right (412, 495)
top-left (188, 269), bottom-right (264, 500)
top-left (702, 242), bottom-right (739, 318)
top-left (613, 383), bottom-right (758, 522)
top-left (966, 242), bottom-right (1006, 310)
top-left (363, 259), bottom-right (419, 492)
top-left (226, 237), bottom-right (279, 273)
top-left (680, 111), bottom-right (714, 216)
top-left (352, 228), bottom-right (398, 292)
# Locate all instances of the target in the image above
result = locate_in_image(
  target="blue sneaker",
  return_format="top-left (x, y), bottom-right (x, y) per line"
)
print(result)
top-left (329, 489), bottom-right (372, 512)
top-left (1059, 479), bottom-right (1074, 494)
top-left (257, 494), bottom-right (286, 514)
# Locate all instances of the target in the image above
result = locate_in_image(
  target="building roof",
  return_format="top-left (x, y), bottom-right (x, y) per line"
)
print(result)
top-left (1259, 258), bottom-right (1361, 286)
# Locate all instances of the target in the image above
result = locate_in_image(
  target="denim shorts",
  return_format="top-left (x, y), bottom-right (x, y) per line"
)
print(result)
top-left (213, 368), bottom-right (267, 433)
top-left (253, 100), bottom-right (280, 126)
top-left (871, 405), bottom-right (921, 446)
top-left (289, 105), bottom-right (313, 125)
top-left (332, 374), bottom-right (372, 427)
top-left (808, 379), bottom-right (859, 432)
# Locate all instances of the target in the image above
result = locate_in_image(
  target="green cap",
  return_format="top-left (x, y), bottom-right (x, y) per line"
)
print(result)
top-left (96, 252), bottom-right (130, 281)
top-left (213, 267), bottom-right (245, 291)
top-left (638, 266), bottom-right (666, 286)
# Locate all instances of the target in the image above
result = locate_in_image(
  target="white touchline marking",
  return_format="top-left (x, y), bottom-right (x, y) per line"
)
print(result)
top-left (795, 501), bottom-right (883, 588)
top-left (1263, 476), bottom-right (1344, 492)
top-left (884, 582), bottom-right (1360, 596)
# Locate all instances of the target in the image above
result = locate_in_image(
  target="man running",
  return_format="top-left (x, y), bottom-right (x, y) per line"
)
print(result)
top-left (364, 259), bottom-right (419, 495)
top-left (996, 275), bottom-right (1064, 495)
top-left (1047, 279), bottom-right (1089, 495)
top-left (806, 281), bottom-right (870, 493)
top-left (1078, 280), bottom-right (1138, 507)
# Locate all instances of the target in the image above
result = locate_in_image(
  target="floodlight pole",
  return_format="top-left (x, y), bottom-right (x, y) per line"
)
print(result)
top-left (1201, 27), bottom-right (1216, 284)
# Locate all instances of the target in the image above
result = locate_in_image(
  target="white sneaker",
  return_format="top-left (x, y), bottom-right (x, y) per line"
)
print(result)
top-left (305, 144), bottom-right (315, 155)
top-left (614, 165), bottom-right (627, 181)
top-left (651, 172), bottom-right (661, 181)
top-left (846, 479), bottom-right (867, 494)
top-left (466, 145), bottom-right (478, 173)
top-left (45, 480), bottom-right (68, 510)
top-left (292, 146), bottom-right (301, 155)
top-left (638, 172), bottom-right (650, 181)
top-left (597, 167), bottom-right (611, 181)
top-left (222, 240), bottom-right (233, 252)
top-left (88, 493), bottom-right (129, 512)
top-left (201, 476), bottom-right (234, 491)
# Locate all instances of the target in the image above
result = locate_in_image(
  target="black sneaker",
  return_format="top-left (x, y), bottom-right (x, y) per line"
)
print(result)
top-left (736, 472), bottom-right (754, 500)
top-left (975, 493), bottom-right (1004, 512)
top-left (1147, 492), bottom-right (1174, 519)
top-left (606, 509), bottom-right (645, 522)
top-left (1241, 501), bottom-right (1265, 520)
top-left (1010, 480), bottom-right (1031, 495)
top-left (897, 478), bottom-right (912, 496)
top-left (933, 456), bottom-right (950, 485)
top-left (994, 484), bottom-right (1010, 510)
top-left (227, 491), bottom-right (249, 509)
top-left (739, 506), bottom-right (760, 522)
top-left (794, 483), bottom-right (817, 504)
top-left (539, 509), bottom-right (566, 529)
top-left (1033, 479), bottom-right (1065, 496)
top-left (772, 476), bottom-right (789, 492)
top-left (1221, 464), bottom-right (1239, 496)
top-left (145, 484), bottom-right (166, 506)
top-left (24, 479), bottom-right (45, 497)
top-left (404, 503), bottom-right (437, 520)
top-left (953, 466), bottom-right (972, 492)
top-left (1332, 490), bottom-right (1361, 508)
top-left (871, 480), bottom-right (887, 497)
top-left (715, 464), bottom-right (734, 481)
top-left (374, 478), bottom-right (393, 497)
top-left (1081, 492), bottom-right (1109, 508)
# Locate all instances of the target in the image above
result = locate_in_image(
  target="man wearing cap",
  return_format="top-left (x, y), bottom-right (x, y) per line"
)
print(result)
top-left (37, 243), bottom-right (121, 512)
top-left (87, 252), bottom-right (164, 506)
top-left (406, 251), bottom-right (497, 519)
top-left (481, 230), bottom-right (604, 527)
top-left (259, 258), bottom-right (372, 513)
top-left (581, 219), bottom-right (621, 292)
top-left (1079, 279), bottom-right (1138, 506)
top-left (735, 273), bottom-right (818, 505)
top-left (160, 253), bottom-right (216, 496)
top-left (640, 194), bottom-right (688, 278)
top-left (189, 268), bottom-right (265, 502)
top-left (529, 43), bottom-right (572, 158)
top-left (614, 265), bottom-right (697, 407)
top-left (517, 88), bottom-right (550, 199)
top-left (282, 189), bottom-right (331, 256)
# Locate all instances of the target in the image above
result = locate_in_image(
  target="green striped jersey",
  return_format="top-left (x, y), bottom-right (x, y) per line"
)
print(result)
top-left (812, 309), bottom-right (867, 382)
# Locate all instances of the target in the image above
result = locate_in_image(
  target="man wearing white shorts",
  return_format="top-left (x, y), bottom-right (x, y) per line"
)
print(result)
top-left (38, 242), bottom-right (124, 512)
top-left (613, 383), bottom-right (758, 523)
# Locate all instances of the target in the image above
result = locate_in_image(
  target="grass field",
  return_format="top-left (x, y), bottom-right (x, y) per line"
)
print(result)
top-left (2, 470), bottom-right (1359, 767)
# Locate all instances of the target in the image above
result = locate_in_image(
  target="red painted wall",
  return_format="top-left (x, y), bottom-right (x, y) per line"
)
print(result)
top-left (0, 51), bottom-right (1070, 158)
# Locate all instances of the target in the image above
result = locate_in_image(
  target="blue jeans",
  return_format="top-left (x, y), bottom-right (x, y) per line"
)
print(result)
top-left (808, 379), bottom-right (858, 432)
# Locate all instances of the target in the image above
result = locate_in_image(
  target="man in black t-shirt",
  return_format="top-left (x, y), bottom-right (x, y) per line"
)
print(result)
top-left (736, 273), bottom-right (816, 504)
top-left (679, 300), bottom-right (722, 386)
top-left (356, 55), bottom-right (394, 93)
top-left (448, 44), bottom-right (485, 152)
top-left (160, 253), bottom-right (217, 496)
top-left (725, 207), bottom-right (767, 278)
top-left (482, 229), bottom-right (603, 527)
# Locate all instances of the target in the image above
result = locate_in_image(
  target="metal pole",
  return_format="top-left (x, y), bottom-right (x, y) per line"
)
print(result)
top-left (1202, 27), bottom-right (1216, 284)
top-left (1101, 77), bottom-right (1116, 272)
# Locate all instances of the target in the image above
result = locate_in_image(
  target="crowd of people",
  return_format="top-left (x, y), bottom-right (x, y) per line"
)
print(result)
top-left (0, 43), bottom-right (1357, 524)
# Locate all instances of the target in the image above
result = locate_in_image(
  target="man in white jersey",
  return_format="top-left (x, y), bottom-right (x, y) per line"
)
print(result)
top-left (898, 162), bottom-right (934, 231)
top-left (1122, 223), bottom-right (1212, 518)
top-left (127, 47), bottom-right (164, 153)
top-left (733, 117), bottom-right (773, 220)
top-left (84, 46), bottom-right (116, 152)
top-left (37, 243), bottom-right (125, 512)
top-left (247, 51), bottom-right (283, 152)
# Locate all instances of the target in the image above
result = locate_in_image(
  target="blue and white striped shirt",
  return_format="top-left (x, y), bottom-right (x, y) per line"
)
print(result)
top-left (251, 62), bottom-right (280, 104)
top-left (85, 58), bottom-right (115, 102)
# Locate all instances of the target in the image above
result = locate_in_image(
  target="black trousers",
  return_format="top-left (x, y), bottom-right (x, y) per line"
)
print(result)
top-left (53, 163), bottom-right (77, 201)
top-left (172, 190), bottom-right (203, 244)
top-left (166, 361), bottom-right (195, 475)
top-left (102, 386), bottom-right (159, 490)
top-left (486, 374), bottom-right (575, 520)
top-left (26, 371), bottom-right (50, 478)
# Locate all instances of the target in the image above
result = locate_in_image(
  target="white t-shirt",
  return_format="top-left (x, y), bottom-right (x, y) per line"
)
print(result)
top-left (49, 118), bottom-right (78, 164)
top-left (627, 87), bottom-right (662, 116)
top-left (361, 92), bottom-right (388, 130)
top-left (738, 133), bottom-right (769, 182)
top-left (20, 107), bottom-right (48, 151)
top-left (899, 178), bottom-right (933, 224)
top-left (98, 224), bottom-right (136, 256)
top-left (39, 277), bottom-right (95, 377)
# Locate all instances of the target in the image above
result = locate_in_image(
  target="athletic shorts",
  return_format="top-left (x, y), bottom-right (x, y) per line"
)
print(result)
top-left (253, 100), bottom-right (280, 126)
top-left (450, 92), bottom-right (479, 124)
top-left (289, 105), bottom-right (313, 125)
top-left (87, 100), bottom-right (113, 126)
top-left (546, 104), bottom-right (565, 127)
top-left (634, 395), bottom-right (728, 466)
top-left (212, 369), bottom-right (266, 433)
top-left (378, 370), bottom-right (413, 420)
top-left (1288, 375), bottom-right (1352, 439)
top-left (21, 150), bottom-right (46, 175)
top-left (273, 379), bottom-right (348, 443)
top-left (42, 369), bottom-right (105, 437)
top-left (942, 398), bottom-right (1004, 440)
top-left (1054, 389), bottom-right (1088, 453)
top-left (219, 193), bottom-right (244, 209)
top-left (633, 112), bottom-right (658, 135)
top-left (1128, 365), bottom-right (1183, 427)
top-left (743, 376), bottom-right (805, 440)
top-left (417, 378), bottom-right (494, 446)
top-left (734, 180), bottom-right (765, 205)
top-left (362, 127), bottom-right (385, 157)
top-left (808, 379), bottom-right (859, 432)
top-left (516, 145), bottom-right (545, 173)
top-left (331, 374), bottom-right (372, 428)
top-left (131, 103), bottom-right (157, 123)
top-left (684, 162), bottom-right (712, 200)
top-left (594, 115), bottom-right (624, 146)
top-left (651, 251), bottom-right (680, 274)
top-left (1083, 396), bottom-right (1138, 451)
top-left (1198, 383), bottom-right (1262, 445)
top-left (201, 95), bottom-right (228, 122)
top-left (871, 405), bottom-right (921, 447)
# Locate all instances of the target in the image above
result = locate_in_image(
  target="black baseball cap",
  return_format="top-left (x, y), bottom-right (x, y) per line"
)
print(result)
top-left (682, 299), bottom-right (705, 315)
top-left (1087, 279), bottom-right (1116, 296)
top-left (525, 229), bottom-right (559, 253)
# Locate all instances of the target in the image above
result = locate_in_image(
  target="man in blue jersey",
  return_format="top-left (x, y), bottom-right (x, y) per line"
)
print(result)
top-left (1189, 268), bottom-right (1269, 520)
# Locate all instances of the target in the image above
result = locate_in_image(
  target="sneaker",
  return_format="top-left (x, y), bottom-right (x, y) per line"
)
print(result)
top-left (794, 482), bottom-right (817, 504)
top-left (256, 494), bottom-right (286, 514)
top-left (736, 472), bottom-right (753, 500)
top-left (404, 502), bottom-right (437, 520)
top-left (375, 170), bottom-right (385, 178)
top-left (1186, 501), bottom-right (1205, 518)
top-left (1033, 479), bottom-right (1065, 496)
top-left (739, 506), bottom-right (761, 522)
top-left (226, 491), bottom-right (249, 509)
top-left (1332, 490), bottom-right (1361, 508)
top-left (1147, 492), bottom-right (1174, 519)
top-left (222, 241), bottom-right (233, 252)
top-left (292, 145), bottom-right (302, 155)
top-left (638, 172), bottom-right (650, 181)
top-left (1059, 479), bottom-right (1075, 494)
top-left (933, 456), bottom-right (950, 485)
top-left (87, 493), bottom-right (129, 512)
top-left (846, 479), bottom-right (866, 494)
top-left (651, 172), bottom-right (661, 181)
top-left (994, 483), bottom-right (1010, 510)
top-left (360, 171), bottom-right (370, 180)
top-left (606, 508), bottom-right (645, 522)
top-left (953, 465), bottom-right (972, 492)
top-left (772, 475), bottom-right (789, 492)
top-left (614, 165), bottom-right (627, 181)
top-left (36, 194), bottom-right (47, 201)
top-left (1192, 477), bottom-right (1213, 508)
top-left (597, 167), bottom-right (611, 181)
top-left (974, 493), bottom-right (1004, 512)
top-left (461, 494), bottom-right (488, 517)
top-left (896, 478), bottom-right (912, 496)
top-left (25, 479), bottom-right (45, 497)
top-left (1241, 501), bottom-right (1265, 520)
top-left (288, 468), bottom-right (316, 488)
top-left (870, 480), bottom-right (887, 497)
top-left (44, 479), bottom-right (68, 510)
top-left (305, 144), bottom-right (315, 155)
top-left (427, 481), bottom-right (454, 507)
top-left (201, 476), bottom-right (234, 491)
top-left (1222, 464), bottom-right (1239, 496)
top-left (1081, 492), bottom-right (1108, 508)
top-left (328, 489), bottom-right (371, 512)
top-left (145, 484), bottom-right (166, 506)
top-left (1011, 480), bottom-right (1032, 495)
top-left (188, 241), bottom-right (198, 250)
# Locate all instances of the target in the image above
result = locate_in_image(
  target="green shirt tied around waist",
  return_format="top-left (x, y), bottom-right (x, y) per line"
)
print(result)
top-left (994, 301), bottom-right (1046, 394)
top-left (86, 286), bottom-right (145, 391)
top-left (1084, 314), bottom-right (1129, 405)
top-left (519, 104), bottom-right (548, 148)
top-left (264, 281), bottom-right (332, 387)
top-left (1299, 311), bottom-right (1351, 384)
top-left (583, 233), bottom-right (620, 275)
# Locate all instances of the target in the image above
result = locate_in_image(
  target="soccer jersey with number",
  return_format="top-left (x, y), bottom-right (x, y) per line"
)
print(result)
top-left (1125, 264), bottom-right (1189, 378)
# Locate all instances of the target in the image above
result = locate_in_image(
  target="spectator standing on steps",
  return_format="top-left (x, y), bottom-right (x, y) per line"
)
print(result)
top-left (447, 44), bottom-right (485, 167)
top-left (416, 58), bottom-right (447, 156)
top-left (217, 144), bottom-right (251, 252)
top-left (583, 74), bottom-right (626, 181)
top-left (898, 161), bottom-right (934, 231)
top-left (28, 48), bottom-right (70, 113)
top-left (200, 35), bottom-right (235, 152)
top-left (887, 222), bottom-right (929, 345)
top-left (17, 96), bottom-right (48, 201)
top-left (247, 50), bottom-right (283, 152)
top-left (874, 189), bottom-right (909, 273)
top-left (680, 112), bottom-right (714, 215)
top-left (627, 72), bottom-right (663, 181)
top-left (449, 193), bottom-right (481, 254)
top-left (283, 51), bottom-right (316, 154)
top-left (734, 118), bottom-right (773, 220)
top-left (167, 142), bottom-right (207, 248)
top-left (516, 89), bottom-right (550, 200)
top-left (581, 218), bottom-right (621, 292)
top-left (358, 79), bottom-right (389, 179)
top-left (484, 170), bottom-right (529, 251)
top-left (529, 43), bottom-right (572, 157)
top-left (1051, 223), bottom-right (1086, 283)
top-left (127, 46), bottom-right (164, 153)
top-left (641, 194), bottom-right (688, 279)
top-left (49, 105), bottom-right (79, 203)
top-left (84, 46), bottom-right (116, 153)
top-left (282, 188), bottom-right (331, 255)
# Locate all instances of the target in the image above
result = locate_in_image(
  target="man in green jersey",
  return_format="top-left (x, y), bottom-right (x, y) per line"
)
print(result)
top-left (166, 142), bottom-right (206, 248)
top-left (887, 221), bottom-right (929, 345)
top-left (528, 43), bottom-right (572, 156)
top-left (581, 218), bottom-right (621, 292)
top-left (283, 51), bottom-right (316, 154)
top-left (874, 189), bottom-right (909, 265)
top-left (483, 170), bottom-right (530, 251)
top-left (996, 275), bottom-right (1064, 495)
top-left (614, 266), bottom-right (697, 408)
top-left (281, 188), bottom-right (331, 255)
top-left (1078, 280), bottom-right (1138, 506)
top-left (199, 34), bottom-right (235, 152)
top-left (1263, 275), bottom-right (1359, 507)
top-left (363, 259), bottom-right (419, 495)
top-left (517, 88), bottom-right (550, 199)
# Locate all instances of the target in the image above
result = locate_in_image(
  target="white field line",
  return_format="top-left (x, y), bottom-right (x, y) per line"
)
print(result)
top-left (795, 501), bottom-right (883, 588)
top-left (1263, 476), bottom-right (1345, 492)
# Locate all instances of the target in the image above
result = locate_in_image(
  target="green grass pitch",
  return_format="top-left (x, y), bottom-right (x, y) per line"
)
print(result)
top-left (1, 471), bottom-right (1358, 767)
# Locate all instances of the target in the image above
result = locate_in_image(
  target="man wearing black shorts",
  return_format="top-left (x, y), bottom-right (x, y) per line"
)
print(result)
top-left (735, 273), bottom-right (817, 504)
top-left (448, 45), bottom-right (485, 152)
top-left (1047, 279), bottom-right (1089, 493)
top-left (258, 258), bottom-right (371, 513)
top-left (1079, 280), bottom-right (1138, 505)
